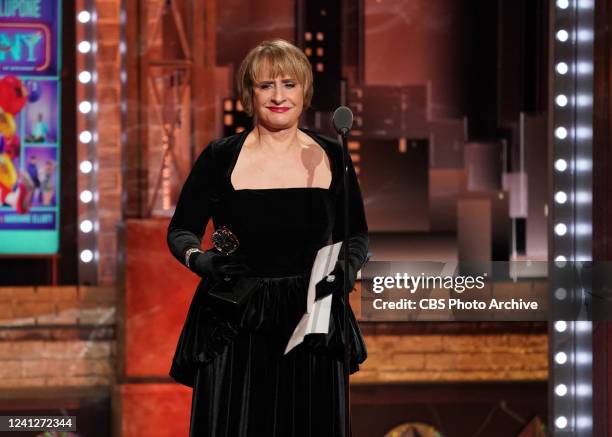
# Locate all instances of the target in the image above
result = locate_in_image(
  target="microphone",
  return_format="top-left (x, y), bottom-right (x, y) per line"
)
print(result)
top-left (332, 106), bottom-right (353, 136)
top-left (332, 104), bottom-right (354, 437)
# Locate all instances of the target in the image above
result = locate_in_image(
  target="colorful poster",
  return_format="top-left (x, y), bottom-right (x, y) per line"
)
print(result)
top-left (0, 0), bottom-right (61, 254)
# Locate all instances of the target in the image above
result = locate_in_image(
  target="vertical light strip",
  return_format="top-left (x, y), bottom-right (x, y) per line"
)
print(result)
top-left (551, 0), bottom-right (593, 435)
top-left (76, 0), bottom-right (98, 285)
top-left (572, 0), bottom-right (594, 434)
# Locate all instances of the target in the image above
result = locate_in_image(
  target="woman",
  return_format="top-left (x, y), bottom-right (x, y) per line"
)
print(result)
top-left (167, 38), bottom-right (369, 437)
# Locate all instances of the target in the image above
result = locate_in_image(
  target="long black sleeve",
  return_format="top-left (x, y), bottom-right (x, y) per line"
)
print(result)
top-left (331, 148), bottom-right (369, 290)
top-left (167, 142), bottom-right (218, 268)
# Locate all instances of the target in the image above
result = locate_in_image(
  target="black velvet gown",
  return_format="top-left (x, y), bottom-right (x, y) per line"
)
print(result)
top-left (166, 126), bottom-right (369, 437)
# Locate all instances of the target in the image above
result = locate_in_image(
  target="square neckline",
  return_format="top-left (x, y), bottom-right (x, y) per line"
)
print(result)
top-left (228, 127), bottom-right (336, 192)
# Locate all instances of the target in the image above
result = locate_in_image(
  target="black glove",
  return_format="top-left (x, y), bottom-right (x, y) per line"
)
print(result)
top-left (189, 248), bottom-right (251, 281)
top-left (315, 233), bottom-right (370, 300)
top-left (315, 260), bottom-right (353, 300)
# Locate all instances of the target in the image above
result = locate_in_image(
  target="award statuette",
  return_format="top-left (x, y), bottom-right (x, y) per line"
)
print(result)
top-left (207, 225), bottom-right (257, 306)
top-left (211, 225), bottom-right (240, 281)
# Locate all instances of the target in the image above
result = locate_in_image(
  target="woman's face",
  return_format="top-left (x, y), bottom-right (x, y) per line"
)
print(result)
top-left (252, 69), bottom-right (304, 130)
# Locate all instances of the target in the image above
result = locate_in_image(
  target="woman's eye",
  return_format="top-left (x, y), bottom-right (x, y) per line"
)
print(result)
top-left (258, 82), bottom-right (295, 90)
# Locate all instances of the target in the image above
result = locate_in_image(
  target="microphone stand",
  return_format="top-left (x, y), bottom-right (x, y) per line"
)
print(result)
top-left (339, 127), bottom-right (351, 437)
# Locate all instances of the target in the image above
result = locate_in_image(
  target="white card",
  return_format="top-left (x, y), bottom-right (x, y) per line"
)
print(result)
top-left (284, 241), bottom-right (343, 355)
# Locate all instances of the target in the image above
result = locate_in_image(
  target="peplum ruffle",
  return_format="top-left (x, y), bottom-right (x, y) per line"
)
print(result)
top-left (169, 274), bottom-right (367, 388)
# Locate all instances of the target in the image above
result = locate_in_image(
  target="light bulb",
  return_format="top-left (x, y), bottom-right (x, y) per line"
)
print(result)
top-left (79, 131), bottom-right (92, 144)
top-left (555, 191), bottom-right (568, 204)
top-left (78, 11), bottom-right (91, 23)
top-left (555, 384), bottom-right (568, 396)
top-left (557, 0), bottom-right (569, 9)
top-left (80, 220), bottom-right (93, 233)
top-left (556, 30), bottom-right (569, 41)
top-left (79, 101), bottom-right (92, 114)
top-left (555, 351), bottom-right (568, 364)
top-left (555, 223), bottom-right (568, 236)
top-left (78, 41), bottom-right (91, 53)
top-left (555, 288), bottom-right (567, 300)
top-left (556, 95), bottom-right (568, 107)
top-left (78, 71), bottom-right (92, 83)
top-left (555, 127), bottom-right (568, 139)
top-left (556, 62), bottom-right (569, 75)
top-left (80, 190), bottom-right (93, 203)
top-left (555, 159), bottom-right (568, 172)
top-left (80, 249), bottom-right (94, 263)
top-left (80, 160), bottom-right (93, 174)
top-left (555, 416), bottom-right (568, 429)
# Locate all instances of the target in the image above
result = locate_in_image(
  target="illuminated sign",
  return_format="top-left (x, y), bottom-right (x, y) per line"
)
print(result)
top-left (0, 0), bottom-right (57, 76)
top-left (0, 0), bottom-right (61, 254)
top-left (0, 24), bottom-right (51, 72)
top-left (0, 0), bottom-right (43, 18)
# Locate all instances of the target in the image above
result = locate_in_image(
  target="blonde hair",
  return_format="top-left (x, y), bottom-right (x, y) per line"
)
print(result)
top-left (236, 39), bottom-right (313, 117)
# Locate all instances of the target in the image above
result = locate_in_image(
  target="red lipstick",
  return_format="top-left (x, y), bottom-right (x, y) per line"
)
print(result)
top-left (267, 107), bottom-right (290, 113)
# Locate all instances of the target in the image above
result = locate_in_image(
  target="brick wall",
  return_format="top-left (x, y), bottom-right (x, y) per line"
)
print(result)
top-left (350, 285), bottom-right (548, 383)
top-left (355, 333), bottom-right (548, 383)
top-left (0, 286), bottom-right (115, 388)
top-left (0, 284), bottom-right (547, 389)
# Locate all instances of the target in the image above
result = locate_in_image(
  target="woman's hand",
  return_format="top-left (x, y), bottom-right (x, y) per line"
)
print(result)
top-left (189, 248), bottom-right (251, 281)
top-left (315, 260), bottom-right (356, 300)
